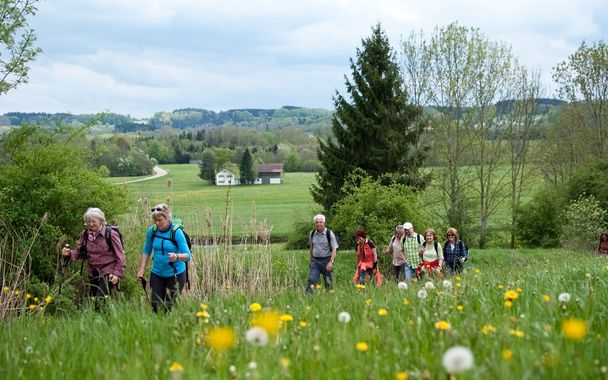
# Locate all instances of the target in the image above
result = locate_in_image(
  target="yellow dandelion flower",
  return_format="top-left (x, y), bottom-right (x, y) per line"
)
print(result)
top-left (509, 329), bottom-right (525, 338)
top-left (455, 276), bottom-right (462, 281)
top-left (502, 349), bottom-right (513, 361)
top-left (44, 295), bottom-right (52, 304)
top-left (2, 286), bottom-right (9, 293)
top-left (356, 284), bottom-right (366, 289)
top-left (28, 304), bottom-right (36, 311)
top-left (356, 342), bottom-right (369, 352)
top-left (196, 311), bottom-right (210, 319)
top-left (199, 303), bottom-right (208, 310)
top-left (378, 308), bottom-right (388, 316)
top-left (455, 283), bottom-right (461, 287)
top-left (305, 306), bottom-right (311, 311)
top-left (516, 287), bottom-right (523, 293)
top-left (481, 324), bottom-right (496, 334)
top-left (561, 318), bottom-right (587, 340)
top-left (249, 303), bottom-right (262, 312)
top-left (169, 362), bottom-right (184, 372)
top-left (504, 290), bottom-right (518, 300)
top-left (395, 371), bottom-right (408, 380)
top-left (543, 295), bottom-right (551, 302)
top-left (403, 298), bottom-right (410, 305)
top-left (497, 284), bottom-right (504, 289)
top-left (280, 358), bottom-right (290, 368)
top-left (280, 314), bottom-right (294, 322)
top-left (251, 310), bottom-right (281, 337)
top-left (299, 321), bottom-right (308, 329)
top-left (26, 293), bottom-right (31, 299)
top-left (456, 305), bottom-right (464, 311)
top-left (365, 298), bottom-right (372, 305)
top-left (14, 290), bottom-right (20, 296)
top-left (475, 268), bottom-right (481, 273)
top-left (315, 284), bottom-right (322, 289)
top-left (34, 297), bottom-right (39, 303)
top-left (204, 327), bottom-right (236, 351)
top-left (504, 300), bottom-right (513, 308)
top-left (434, 320), bottom-right (451, 330)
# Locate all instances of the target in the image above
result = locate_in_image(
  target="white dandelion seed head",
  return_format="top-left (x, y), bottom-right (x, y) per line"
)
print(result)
top-left (25, 346), bottom-right (33, 354)
top-left (558, 292), bottom-right (571, 302)
top-left (417, 289), bottom-right (428, 299)
top-left (245, 327), bottom-right (269, 346)
top-left (338, 311), bottom-right (351, 323)
top-left (442, 346), bottom-right (474, 374)
top-left (229, 365), bottom-right (237, 373)
top-left (397, 282), bottom-right (408, 290)
top-left (313, 344), bottom-right (321, 352)
top-left (248, 361), bottom-right (258, 370)
top-left (425, 281), bottom-right (435, 290)
top-left (442, 280), bottom-right (453, 288)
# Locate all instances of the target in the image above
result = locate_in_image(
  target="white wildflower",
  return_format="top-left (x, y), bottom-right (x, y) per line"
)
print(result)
top-left (417, 289), bottom-right (428, 299)
top-left (424, 281), bottom-right (435, 290)
top-left (558, 292), bottom-right (571, 303)
top-left (442, 346), bottom-right (474, 374)
top-left (245, 327), bottom-right (269, 346)
top-left (397, 281), bottom-right (408, 290)
top-left (442, 280), bottom-right (452, 288)
top-left (338, 311), bottom-right (351, 323)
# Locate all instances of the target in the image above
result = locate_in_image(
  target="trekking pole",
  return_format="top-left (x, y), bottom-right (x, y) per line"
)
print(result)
top-left (58, 244), bottom-right (71, 296)
top-left (139, 276), bottom-right (148, 297)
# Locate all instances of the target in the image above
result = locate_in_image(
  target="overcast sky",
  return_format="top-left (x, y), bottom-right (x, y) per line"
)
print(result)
top-left (1, 0), bottom-right (606, 118)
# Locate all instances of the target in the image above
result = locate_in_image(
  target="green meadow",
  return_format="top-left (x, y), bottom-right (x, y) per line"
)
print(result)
top-left (111, 165), bottom-right (318, 238)
top-left (2, 248), bottom-right (607, 379)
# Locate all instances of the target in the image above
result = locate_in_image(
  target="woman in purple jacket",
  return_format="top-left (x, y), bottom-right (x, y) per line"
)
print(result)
top-left (62, 207), bottom-right (125, 298)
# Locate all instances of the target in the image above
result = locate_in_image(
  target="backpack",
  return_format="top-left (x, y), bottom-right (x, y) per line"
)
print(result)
top-left (393, 233), bottom-right (422, 245)
top-left (151, 218), bottom-right (192, 288)
top-left (309, 228), bottom-right (338, 252)
top-left (421, 240), bottom-right (440, 254)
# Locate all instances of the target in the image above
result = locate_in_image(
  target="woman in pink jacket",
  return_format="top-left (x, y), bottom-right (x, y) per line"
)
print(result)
top-left (62, 207), bottom-right (125, 298)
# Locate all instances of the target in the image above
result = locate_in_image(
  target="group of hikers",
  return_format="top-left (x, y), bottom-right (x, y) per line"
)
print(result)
top-left (57, 202), bottom-right (608, 313)
top-left (305, 214), bottom-right (469, 294)
top-left (62, 204), bottom-right (191, 313)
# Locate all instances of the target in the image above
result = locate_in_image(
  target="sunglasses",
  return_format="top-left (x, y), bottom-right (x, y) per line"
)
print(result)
top-left (151, 207), bottom-right (165, 212)
top-left (447, 234), bottom-right (455, 237)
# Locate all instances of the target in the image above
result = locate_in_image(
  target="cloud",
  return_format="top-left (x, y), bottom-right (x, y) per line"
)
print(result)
top-left (1, 0), bottom-right (606, 117)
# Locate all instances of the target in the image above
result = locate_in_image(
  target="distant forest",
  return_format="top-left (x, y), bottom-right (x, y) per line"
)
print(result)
top-left (0, 106), bottom-right (334, 133)
top-left (0, 99), bottom-right (566, 178)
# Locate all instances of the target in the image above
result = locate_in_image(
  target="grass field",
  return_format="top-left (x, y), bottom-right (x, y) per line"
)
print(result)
top-left (112, 165), bottom-right (319, 238)
top-left (2, 248), bottom-right (607, 379)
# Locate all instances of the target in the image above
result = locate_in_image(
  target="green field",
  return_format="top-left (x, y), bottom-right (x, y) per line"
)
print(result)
top-left (113, 165), bottom-right (319, 238)
top-left (2, 248), bottom-right (607, 379)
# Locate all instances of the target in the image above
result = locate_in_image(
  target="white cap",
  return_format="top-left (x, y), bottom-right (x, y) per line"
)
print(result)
top-left (403, 222), bottom-right (413, 230)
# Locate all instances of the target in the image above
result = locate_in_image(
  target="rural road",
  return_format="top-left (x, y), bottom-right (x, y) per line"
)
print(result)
top-left (115, 166), bottom-right (168, 185)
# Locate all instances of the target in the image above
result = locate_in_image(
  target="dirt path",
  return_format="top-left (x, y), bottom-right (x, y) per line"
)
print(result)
top-left (115, 166), bottom-right (168, 185)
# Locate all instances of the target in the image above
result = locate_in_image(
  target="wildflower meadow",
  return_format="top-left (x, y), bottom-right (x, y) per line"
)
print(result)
top-left (1, 248), bottom-right (607, 379)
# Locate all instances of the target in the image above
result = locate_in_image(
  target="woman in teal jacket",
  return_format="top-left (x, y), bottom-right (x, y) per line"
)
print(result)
top-left (137, 203), bottom-right (191, 313)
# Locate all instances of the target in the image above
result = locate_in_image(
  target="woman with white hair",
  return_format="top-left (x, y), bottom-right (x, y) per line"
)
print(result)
top-left (61, 207), bottom-right (125, 298)
top-left (138, 203), bottom-right (191, 313)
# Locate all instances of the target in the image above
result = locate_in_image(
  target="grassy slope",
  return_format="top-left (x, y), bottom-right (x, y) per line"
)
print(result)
top-left (2, 248), bottom-right (608, 379)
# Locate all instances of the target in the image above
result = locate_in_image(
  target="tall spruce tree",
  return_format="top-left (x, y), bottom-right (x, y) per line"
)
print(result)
top-left (311, 24), bottom-right (425, 213)
top-left (239, 147), bottom-right (254, 184)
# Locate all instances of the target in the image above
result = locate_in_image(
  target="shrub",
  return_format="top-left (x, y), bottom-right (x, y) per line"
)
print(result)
top-left (516, 188), bottom-right (564, 248)
top-left (559, 195), bottom-right (607, 251)
top-left (567, 160), bottom-right (608, 212)
top-left (330, 172), bottom-right (429, 250)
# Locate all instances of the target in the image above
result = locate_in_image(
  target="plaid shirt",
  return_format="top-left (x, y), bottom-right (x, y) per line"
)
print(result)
top-left (400, 233), bottom-right (422, 266)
